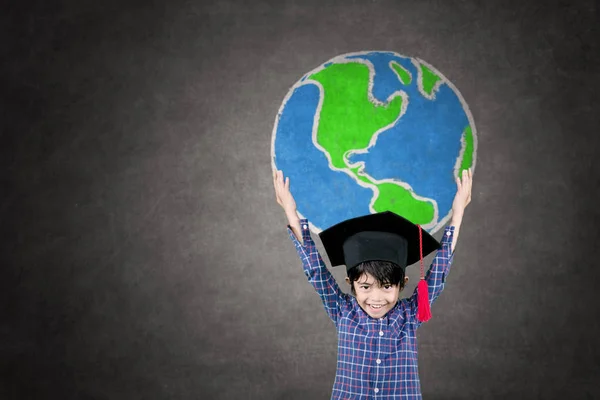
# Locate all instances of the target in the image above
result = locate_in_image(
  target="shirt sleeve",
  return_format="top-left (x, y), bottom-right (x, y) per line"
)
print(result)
top-left (407, 226), bottom-right (455, 327)
top-left (287, 219), bottom-right (349, 326)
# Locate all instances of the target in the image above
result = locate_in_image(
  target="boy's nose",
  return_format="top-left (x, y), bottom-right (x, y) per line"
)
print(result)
top-left (370, 290), bottom-right (384, 301)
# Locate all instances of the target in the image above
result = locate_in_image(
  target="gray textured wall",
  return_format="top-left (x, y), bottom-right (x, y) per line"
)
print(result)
top-left (1, 0), bottom-right (599, 399)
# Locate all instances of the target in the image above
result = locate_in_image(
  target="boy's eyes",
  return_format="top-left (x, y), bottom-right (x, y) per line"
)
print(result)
top-left (358, 284), bottom-right (394, 290)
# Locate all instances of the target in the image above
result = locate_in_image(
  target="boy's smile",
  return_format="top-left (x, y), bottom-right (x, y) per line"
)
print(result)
top-left (347, 272), bottom-right (407, 319)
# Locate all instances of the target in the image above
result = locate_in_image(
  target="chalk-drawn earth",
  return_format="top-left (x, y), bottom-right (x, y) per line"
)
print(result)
top-left (272, 51), bottom-right (477, 234)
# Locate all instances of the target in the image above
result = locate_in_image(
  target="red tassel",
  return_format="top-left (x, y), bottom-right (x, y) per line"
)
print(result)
top-left (416, 225), bottom-right (431, 322)
top-left (417, 279), bottom-right (431, 322)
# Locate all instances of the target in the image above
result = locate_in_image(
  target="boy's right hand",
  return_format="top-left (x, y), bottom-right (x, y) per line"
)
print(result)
top-left (273, 169), bottom-right (297, 214)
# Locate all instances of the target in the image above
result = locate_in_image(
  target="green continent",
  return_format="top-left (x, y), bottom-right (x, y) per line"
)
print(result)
top-left (391, 62), bottom-right (411, 85)
top-left (459, 125), bottom-right (474, 173)
top-left (372, 183), bottom-right (435, 225)
top-left (309, 62), bottom-right (401, 169)
top-left (310, 62), bottom-right (435, 225)
top-left (420, 64), bottom-right (441, 95)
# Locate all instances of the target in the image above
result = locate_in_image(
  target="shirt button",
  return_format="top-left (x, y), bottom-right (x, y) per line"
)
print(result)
top-left (376, 359), bottom-right (381, 364)
top-left (374, 388), bottom-right (379, 393)
top-left (303, 224), bottom-right (308, 229)
top-left (379, 331), bottom-right (384, 336)
top-left (446, 231), bottom-right (451, 236)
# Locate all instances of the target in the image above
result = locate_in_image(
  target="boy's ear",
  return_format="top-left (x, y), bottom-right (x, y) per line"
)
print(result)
top-left (399, 276), bottom-right (409, 292)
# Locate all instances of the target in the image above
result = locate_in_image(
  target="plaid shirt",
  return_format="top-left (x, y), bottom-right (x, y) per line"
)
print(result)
top-left (288, 219), bottom-right (455, 399)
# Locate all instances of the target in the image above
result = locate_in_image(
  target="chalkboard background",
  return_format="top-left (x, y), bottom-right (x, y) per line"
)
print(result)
top-left (1, 0), bottom-right (599, 398)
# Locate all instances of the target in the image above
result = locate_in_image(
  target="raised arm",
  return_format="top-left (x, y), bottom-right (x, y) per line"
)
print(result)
top-left (449, 168), bottom-right (473, 253)
top-left (273, 169), bottom-right (348, 325)
top-left (408, 168), bottom-right (473, 325)
top-left (273, 170), bottom-right (302, 240)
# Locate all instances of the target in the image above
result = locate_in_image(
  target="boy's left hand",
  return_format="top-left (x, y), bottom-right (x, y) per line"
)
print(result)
top-left (452, 168), bottom-right (473, 219)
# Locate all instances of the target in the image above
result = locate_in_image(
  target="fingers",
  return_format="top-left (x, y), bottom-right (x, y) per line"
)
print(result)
top-left (466, 168), bottom-right (473, 190)
top-left (456, 168), bottom-right (473, 199)
top-left (273, 169), bottom-right (282, 203)
top-left (463, 168), bottom-right (473, 202)
top-left (458, 168), bottom-right (473, 185)
top-left (456, 170), bottom-right (465, 189)
top-left (273, 170), bottom-right (281, 193)
top-left (273, 170), bottom-right (283, 186)
top-left (272, 169), bottom-right (290, 196)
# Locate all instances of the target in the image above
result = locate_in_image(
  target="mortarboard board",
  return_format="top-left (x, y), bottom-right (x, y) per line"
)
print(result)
top-left (318, 211), bottom-right (440, 272)
top-left (318, 211), bottom-right (442, 322)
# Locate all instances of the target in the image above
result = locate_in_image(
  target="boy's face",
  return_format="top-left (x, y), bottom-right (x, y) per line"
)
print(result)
top-left (347, 272), bottom-right (408, 319)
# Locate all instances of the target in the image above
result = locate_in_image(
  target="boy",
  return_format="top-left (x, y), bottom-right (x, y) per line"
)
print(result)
top-left (273, 169), bottom-right (472, 399)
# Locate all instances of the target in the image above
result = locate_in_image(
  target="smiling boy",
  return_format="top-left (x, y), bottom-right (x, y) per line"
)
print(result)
top-left (273, 169), bottom-right (472, 399)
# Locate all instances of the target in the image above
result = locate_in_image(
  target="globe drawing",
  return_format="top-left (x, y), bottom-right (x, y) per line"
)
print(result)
top-left (271, 51), bottom-right (477, 234)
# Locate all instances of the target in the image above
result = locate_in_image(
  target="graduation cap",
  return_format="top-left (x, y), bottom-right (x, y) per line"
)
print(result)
top-left (318, 211), bottom-right (441, 322)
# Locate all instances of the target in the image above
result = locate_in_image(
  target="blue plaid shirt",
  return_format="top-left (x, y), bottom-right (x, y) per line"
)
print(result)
top-left (288, 219), bottom-right (455, 399)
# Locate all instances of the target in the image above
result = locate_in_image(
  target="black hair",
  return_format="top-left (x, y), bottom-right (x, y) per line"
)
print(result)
top-left (347, 260), bottom-right (406, 294)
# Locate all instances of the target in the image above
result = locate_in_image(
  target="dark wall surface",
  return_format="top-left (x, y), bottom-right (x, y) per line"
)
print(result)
top-left (1, 0), bottom-right (599, 399)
